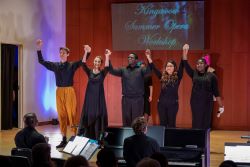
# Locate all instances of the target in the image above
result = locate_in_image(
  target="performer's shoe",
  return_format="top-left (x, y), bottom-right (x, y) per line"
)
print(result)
top-left (56, 140), bottom-right (67, 148)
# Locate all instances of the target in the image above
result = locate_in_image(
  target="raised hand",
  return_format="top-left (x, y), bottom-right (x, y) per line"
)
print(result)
top-left (84, 45), bottom-right (91, 53)
top-left (105, 49), bottom-right (111, 57)
top-left (145, 49), bottom-right (152, 63)
top-left (36, 39), bottom-right (43, 50)
top-left (145, 49), bottom-right (151, 57)
top-left (182, 44), bottom-right (189, 60)
top-left (183, 44), bottom-right (189, 50)
top-left (82, 45), bottom-right (91, 62)
top-left (104, 49), bottom-right (111, 67)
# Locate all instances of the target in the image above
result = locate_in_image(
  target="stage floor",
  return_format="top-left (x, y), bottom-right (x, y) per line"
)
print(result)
top-left (0, 125), bottom-right (249, 167)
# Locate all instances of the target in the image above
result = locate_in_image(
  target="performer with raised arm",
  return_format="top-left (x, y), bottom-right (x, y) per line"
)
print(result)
top-left (108, 51), bottom-right (152, 126)
top-left (78, 45), bottom-right (110, 139)
top-left (36, 39), bottom-right (82, 148)
top-left (138, 61), bottom-right (153, 123)
top-left (146, 48), bottom-right (184, 128)
top-left (182, 44), bottom-right (224, 129)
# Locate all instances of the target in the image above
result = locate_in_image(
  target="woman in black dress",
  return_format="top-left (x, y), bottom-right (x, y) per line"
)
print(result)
top-left (182, 44), bottom-right (224, 129)
top-left (78, 45), bottom-right (111, 139)
top-left (146, 48), bottom-right (184, 128)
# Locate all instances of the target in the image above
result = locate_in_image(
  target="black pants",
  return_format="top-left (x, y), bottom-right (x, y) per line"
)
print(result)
top-left (191, 91), bottom-right (213, 129)
top-left (158, 100), bottom-right (178, 128)
top-left (122, 96), bottom-right (144, 126)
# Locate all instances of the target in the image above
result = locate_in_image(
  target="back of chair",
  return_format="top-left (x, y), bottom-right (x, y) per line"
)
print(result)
top-left (1, 155), bottom-right (31, 167)
top-left (0, 155), bottom-right (12, 166)
top-left (11, 148), bottom-right (32, 164)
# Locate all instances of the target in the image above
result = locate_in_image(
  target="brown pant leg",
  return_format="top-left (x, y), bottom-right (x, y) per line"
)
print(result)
top-left (64, 87), bottom-right (77, 135)
top-left (56, 87), bottom-right (68, 136)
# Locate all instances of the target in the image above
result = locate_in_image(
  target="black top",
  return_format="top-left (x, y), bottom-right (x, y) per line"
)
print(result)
top-left (15, 127), bottom-right (47, 149)
top-left (150, 60), bottom-right (183, 103)
top-left (37, 50), bottom-right (83, 87)
top-left (123, 134), bottom-right (160, 167)
top-left (183, 60), bottom-right (220, 97)
top-left (109, 62), bottom-right (151, 97)
top-left (81, 62), bottom-right (108, 127)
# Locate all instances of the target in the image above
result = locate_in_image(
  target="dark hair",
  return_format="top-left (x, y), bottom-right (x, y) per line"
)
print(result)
top-left (32, 143), bottom-right (55, 167)
top-left (151, 152), bottom-right (168, 167)
top-left (161, 59), bottom-right (178, 88)
top-left (219, 160), bottom-right (237, 167)
top-left (130, 53), bottom-right (138, 60)
top-left (64, 155), bottom-right (89, 167)
top-left (59, 47), bottom-right (70, 53)
top-left (131, 117), bottom-right (147, 135)
top-left (136, 158), bottom-right (161, 167)
top-left (96, 148), bottom-right (117, 167)
top-left (24, 113), bottom-right (38, 127)
top-left (196, 57), bottom-right (208, 72)
top-left (197, 57), bottom-right (207, 64)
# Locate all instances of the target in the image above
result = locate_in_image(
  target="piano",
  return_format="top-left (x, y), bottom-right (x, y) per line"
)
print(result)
top-left (103, 126), bottom-right (165, 167)
top-left (103, 127), bottom-right (209, 167)
top-left (160, 128), bottom-right (210, 167)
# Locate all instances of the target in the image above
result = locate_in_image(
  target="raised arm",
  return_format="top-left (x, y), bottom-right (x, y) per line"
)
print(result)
top-left (101, 49), bottom-right (111, 76)
top-left (82, 45), bottom-right (91, 63)
top-left (108, 53), bottom-right (123, 77)
top-left (177, 59), bottom-right (184, 81)
top-left (145, 49), bottom-right (162, 79)
top-left (104, 49), bottom-right (111, 67)
top-left (36, 39), bottom-right (56, 71)
top-left (145, 49), bottom-right (153, 64)
top-left (81, 45), bottom-right (92, 75)
top-left (142, 49), bottom-right (152, 76)
top-left (182, 44), bottom-right (194, 78)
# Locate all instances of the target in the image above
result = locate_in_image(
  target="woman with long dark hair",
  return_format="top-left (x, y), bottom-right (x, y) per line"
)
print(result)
top-left (146, 47), bottom-right (184, 128)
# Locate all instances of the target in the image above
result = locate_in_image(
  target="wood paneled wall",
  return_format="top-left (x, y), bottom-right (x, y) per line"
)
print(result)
top-left (66, 0), bottom-right (250, 130)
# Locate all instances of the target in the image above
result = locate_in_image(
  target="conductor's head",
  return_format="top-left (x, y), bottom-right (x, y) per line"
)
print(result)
top-left (24, 113), bottom-right (38, 127)
top-left (132, 117), bottom-right (147, 135)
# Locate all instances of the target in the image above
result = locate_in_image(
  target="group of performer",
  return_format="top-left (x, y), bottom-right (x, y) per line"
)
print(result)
top-left (36, 40), bottom-right (224, 148)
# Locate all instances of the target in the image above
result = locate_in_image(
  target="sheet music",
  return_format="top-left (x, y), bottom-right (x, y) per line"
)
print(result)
top-left (63, 136), bottom-right (89, 154)
top-left (71, 136), bottom-right (89, 155)
top-left (225, 145), bottom-right (250, 162)
top-left (80, 140), bottom-right (99, 160)
top-left (63, 141), bottom-right (77, 154)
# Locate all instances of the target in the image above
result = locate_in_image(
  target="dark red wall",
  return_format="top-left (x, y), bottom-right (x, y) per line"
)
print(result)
top-left (66, 0), bottom-right (250, 130)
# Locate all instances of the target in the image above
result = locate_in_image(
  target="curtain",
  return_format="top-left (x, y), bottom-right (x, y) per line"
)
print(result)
top-left (1, 44), bottom-right (15, 130)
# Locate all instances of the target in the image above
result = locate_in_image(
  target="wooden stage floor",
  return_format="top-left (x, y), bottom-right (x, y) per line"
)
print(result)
top-left (0, 125), bottom-right (249, 167)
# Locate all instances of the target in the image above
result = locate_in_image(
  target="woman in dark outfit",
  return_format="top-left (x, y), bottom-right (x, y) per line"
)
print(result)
top-left (146, 48), bottom-right (184, 128)
top-left (78, 45), bottom-right (111, 139)
top-left (182, 44), bottom-right (224, 129)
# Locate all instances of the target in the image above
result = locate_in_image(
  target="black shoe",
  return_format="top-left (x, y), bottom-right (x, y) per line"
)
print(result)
top-left (56, 140), bottom-right (67, 148)
top-left (77, 128), bottom-right (85, 136)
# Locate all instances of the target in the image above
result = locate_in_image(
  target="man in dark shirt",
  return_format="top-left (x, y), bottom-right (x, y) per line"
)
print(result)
top-left (108, 51), bottom-right (151, 126)
top-left (123, 117), bottom-right (160, 167)
top-left (15, 113), bottom-right (47, 149)
top-left (36, 39), bottom-right (83, 148)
